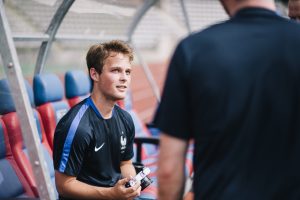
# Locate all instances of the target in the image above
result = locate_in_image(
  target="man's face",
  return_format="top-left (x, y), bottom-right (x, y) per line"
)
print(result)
top-left (289, 0), bottom-right (300, 22)
top-left (97, 52), bottom-right (132, 101)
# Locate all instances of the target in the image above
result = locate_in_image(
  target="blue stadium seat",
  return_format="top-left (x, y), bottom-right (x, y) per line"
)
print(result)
top-left (33, 73), bottom-right (70, 149)
top-left (65, 70), bottom-right (91, 107)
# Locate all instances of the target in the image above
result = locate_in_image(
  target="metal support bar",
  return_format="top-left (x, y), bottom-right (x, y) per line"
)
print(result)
top-left (134, 137), bottom-right (159, 163)
top-left (13, 33), bottom-right (50, 42)
top-left (126, 0), bottom-right (158, 42)
top-left (13, 34), bottom-right (127, 42)
top-left (35, 0), bottom-right (74, 74)
top-left (179, 0), bottom-right (191, 33)
top-left (54, 34), bottom-right (127, 41)
top-left (0, 1), bottom-right (55, 199)
top-left (13, 33), bottom-right (127, 42)
top-left (131, 42), bottom-right (161, 102)
top-left (127, 0), bottom-right (161, 103)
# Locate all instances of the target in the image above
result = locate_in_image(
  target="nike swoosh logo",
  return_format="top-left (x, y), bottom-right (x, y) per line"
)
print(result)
top-left (95, 143), bottom-right (105, 152)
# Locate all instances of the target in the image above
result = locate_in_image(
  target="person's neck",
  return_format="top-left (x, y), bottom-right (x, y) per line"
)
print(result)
top-left (90, 92), bottom-right (115, 119)
top-left (229, 0), bottom-right (276, 16)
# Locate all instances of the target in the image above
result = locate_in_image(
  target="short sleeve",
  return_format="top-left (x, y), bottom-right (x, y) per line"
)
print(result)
top-left (53, 118), bottom-right (91, 176)
top-left (122, 113), bottom-right (135, 161)
top-left (153, 42), bottom-right (192, 140)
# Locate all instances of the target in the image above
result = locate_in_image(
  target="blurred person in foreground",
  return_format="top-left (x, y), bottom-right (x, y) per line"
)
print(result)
top-left (53, 40), bottom-right (143, 200)
top-left (289, 0), bottom-right (300, 21)
top-left (153, 0), bottom-right (300, 199)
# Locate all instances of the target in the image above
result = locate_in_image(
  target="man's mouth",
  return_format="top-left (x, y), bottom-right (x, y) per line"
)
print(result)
top-left (116, 85), bottom-right (127, 91)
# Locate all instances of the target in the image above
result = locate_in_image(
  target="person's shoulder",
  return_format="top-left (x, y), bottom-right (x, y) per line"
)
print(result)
top-left (269, 16), bottom-right (300, 39)
top-left (172, 21), bottom-right (228, 58)
top-left (58, 99), bottom-right (92, 136)
top-left (180, 20), bottom-right (229, 46)
top-left (282, 17), bottom-right (300, 31)
top-left (58, 98), bottom-right (89, 125)
top-left (68, 98), bottom-right (89, 115)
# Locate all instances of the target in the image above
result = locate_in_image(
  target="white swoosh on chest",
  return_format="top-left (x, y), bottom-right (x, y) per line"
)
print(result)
top-left (94, 142), bottom-right (105, 152)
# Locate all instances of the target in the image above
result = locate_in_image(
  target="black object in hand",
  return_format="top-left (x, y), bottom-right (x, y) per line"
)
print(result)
top-left (125, 167), bottom-right (153, 191)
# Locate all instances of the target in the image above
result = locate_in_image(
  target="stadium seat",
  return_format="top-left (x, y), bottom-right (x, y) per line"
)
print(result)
top-left (0, 79), bottom-right (56, 197)
top-left (65, 70), bottom-right (91, 107)
top-left (33, 73), bottom-right (70, 149)
top-left (0, 118), bottom-right (35, 198)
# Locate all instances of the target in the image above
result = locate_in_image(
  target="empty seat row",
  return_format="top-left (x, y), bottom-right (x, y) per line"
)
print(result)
top-left (0, 118), bottom-right (35, 198)
top-left (0, 71), bottom-right (90, 198)
top-left (0, 79), bottom-right (56, 198)
top-left (0, 70), bottom-right (193, 199)
top-left (33, 74), bottom-right (70, 149)
top-left (0, 71), bottom-right (159, 198)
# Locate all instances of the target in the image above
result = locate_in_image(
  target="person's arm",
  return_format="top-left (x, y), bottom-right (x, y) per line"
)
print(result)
top-left (120, 160), bottom-right (141, 195)
top-left (158, 133), bottom-right (189, 200)
top-left (120, 159), bottom-right (136, 178)
top-left (55, 171), bottom-right (140, 200)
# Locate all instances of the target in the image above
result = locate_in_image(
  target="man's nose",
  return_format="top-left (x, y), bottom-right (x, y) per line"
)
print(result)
top-left (120, 71), bottom-right (127, 82)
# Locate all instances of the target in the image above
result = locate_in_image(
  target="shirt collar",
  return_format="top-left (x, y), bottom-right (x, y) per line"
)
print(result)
top-left (86, 96), bottom-right (115, 119)
top-left (232, 7), bottom-right (277, 19)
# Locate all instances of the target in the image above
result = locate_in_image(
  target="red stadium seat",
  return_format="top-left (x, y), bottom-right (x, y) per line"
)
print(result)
top-left (0, 118), bottom-right (35, 198)
top-left (0, 79), bottom-right (56, 197)
top-left (33, 73), bottom-right (70, 149)
top-left (65, 70), bottom-right (91, 107)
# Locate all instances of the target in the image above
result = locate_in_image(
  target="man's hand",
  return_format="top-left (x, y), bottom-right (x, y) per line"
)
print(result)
top-left (111, 177), bottom-right (141, 200)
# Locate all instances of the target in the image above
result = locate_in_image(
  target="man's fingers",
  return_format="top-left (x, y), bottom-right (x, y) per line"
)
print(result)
top-left (118, 177), bottom-right (129, 185)
top-left (124, 189), bottom-right (140, 199)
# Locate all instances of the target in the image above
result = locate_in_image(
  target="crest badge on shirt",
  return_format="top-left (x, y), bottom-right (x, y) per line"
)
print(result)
top-left (120, 131), bottom-right (127, 153)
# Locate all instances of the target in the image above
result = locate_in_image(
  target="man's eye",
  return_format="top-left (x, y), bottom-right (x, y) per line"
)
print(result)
top-left (126, 70), bottom-right (131, 75)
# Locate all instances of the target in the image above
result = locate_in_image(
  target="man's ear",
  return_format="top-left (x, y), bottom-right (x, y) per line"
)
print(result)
top-left (90, 68), bottom-right (99, 82)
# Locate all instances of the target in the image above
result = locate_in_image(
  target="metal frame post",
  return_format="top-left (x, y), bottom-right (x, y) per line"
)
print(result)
top-left (0, 1), bottom-right (55, 199)
top-left (179, 0), bottom-right (192, 33)
top-left (127, 0), bottom-right (161, 102)
top-left (35, 0), bottom-right (74, 74)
